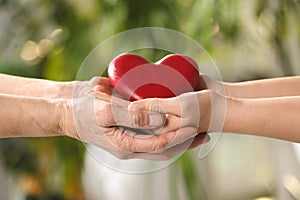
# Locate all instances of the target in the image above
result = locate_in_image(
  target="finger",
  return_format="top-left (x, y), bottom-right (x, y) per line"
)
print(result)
top-left (126, 134), bottom-right (210, 160)
top-left (94, 91), bottom-right (112, 101)
top-left (90, 76), bottom-right (111, 87)
top-left (153, 114), bottom-right (194, 135)
top-left (124, 126), bottom-right (197, 153)
top-left (89, 76), bottom-right (101, 86)
top-left (106, 127), bottom-right (176, 153)
top-left (93, 78), bottom-right (114, 95)
top-left (94, 85), bottom-right (113, 96)
top-left (152, 114), bottom-right (182, 135)
top-left (115, 106), bottom-right (165, 129)
top-left (95, 92), bottom-right (201, 132)
top-left (110, 95), bottom-right (166, 129)
top-left (94, 97), bottom-right (165, 129)
top-left (158, 126), bottom-right (197, 151)
top-left (94, 78), bottom-right (129, 100)
top-left (97, 77), bottom-right (110, 85)
top-left (116, 127), bottom-right (197, 153)
top-left (129, 97), bottom-right (181, 116)
top-left (129, 92), bottom-right (201, 121)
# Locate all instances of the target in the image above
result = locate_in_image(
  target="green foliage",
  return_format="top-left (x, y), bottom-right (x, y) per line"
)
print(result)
top-left (170, 152), bottom-right (208, 200)
top-left (0, 138), bottom-right (38, 174)
top-left (254, 0), bottom-right (300, 75)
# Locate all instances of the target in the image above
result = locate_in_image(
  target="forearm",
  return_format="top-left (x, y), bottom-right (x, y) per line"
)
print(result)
top-left (0, 94), bottom-right (66, 138)
top-left (224, 95), bottom-right (300, 142)
top-left (0, 73), bottom-right (74, 98)
top-left (224, 76), bottom-right (300, 98)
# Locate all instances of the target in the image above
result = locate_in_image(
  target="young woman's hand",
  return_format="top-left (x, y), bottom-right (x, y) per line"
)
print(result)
top-left (129, 90), bottom-right (225, 151)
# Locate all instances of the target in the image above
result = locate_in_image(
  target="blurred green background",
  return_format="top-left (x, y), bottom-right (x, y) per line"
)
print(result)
top-left (0, 0), bottom-right (300, 199)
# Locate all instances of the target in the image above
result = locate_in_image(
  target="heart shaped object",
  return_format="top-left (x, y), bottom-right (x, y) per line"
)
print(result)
top-left (108, 54), bottom-right (199, 101)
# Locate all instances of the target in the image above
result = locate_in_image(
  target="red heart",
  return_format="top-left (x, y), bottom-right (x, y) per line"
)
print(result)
top-left (108, 54), bottom-right (199, 101)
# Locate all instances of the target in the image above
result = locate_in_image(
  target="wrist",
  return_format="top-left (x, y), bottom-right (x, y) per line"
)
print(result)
top-left (204, 90), bottom-right (228, 133)
top-left (55, 99), bottom-right (78, 139)
top-left (200, 74), bottom-right (230, 97)
top-left (223, 81), bottom-right (258, 99)
top-left (54, 81), bottom-right (75, 99)
top-left (0, 95), bottom-right (70, 138)
top-left (223, 96), bottom-right (244, 133)
top-left (222, 82), bottom-right (237, 98)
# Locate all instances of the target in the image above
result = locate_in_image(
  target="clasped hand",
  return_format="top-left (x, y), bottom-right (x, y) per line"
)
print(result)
top-left (63, 77), bottom-right (211, 160)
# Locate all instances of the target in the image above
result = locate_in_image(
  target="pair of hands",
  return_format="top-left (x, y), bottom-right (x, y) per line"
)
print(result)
top-left (62, 75), bottom-right (223, 160)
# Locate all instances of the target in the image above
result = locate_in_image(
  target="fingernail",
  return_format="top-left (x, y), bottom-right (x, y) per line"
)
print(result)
top-left (149, 114), bottom-right (164, 127)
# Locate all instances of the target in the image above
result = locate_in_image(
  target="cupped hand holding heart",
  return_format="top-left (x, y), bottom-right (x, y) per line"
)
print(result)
top-left (108, 54), bottom-right (199, 101)
top-left (107, 53), bottom-right (209, 158)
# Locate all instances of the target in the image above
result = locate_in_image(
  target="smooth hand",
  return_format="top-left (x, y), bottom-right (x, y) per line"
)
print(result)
top-left (129, 90), bottom-right (222, 153)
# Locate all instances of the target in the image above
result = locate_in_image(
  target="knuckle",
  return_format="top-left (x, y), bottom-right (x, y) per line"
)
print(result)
top-left (101, 102), bottom-right (112, 113)
top-left (149, 98), bottom-right (163, 113)
top-left (97, 103), bottom-right (115, 126)
top-left (129, 109), bottom-right (142, 127)
top-left (138, 111), bottom-right (149, 127)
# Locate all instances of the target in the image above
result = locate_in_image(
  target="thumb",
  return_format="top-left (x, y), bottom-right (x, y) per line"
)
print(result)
top-left (94, 93), bottom-right (165, 130)
top-left (129, 97), bottom-right (182, 116)
top-left (108, 104), bottom-right (166, 129)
